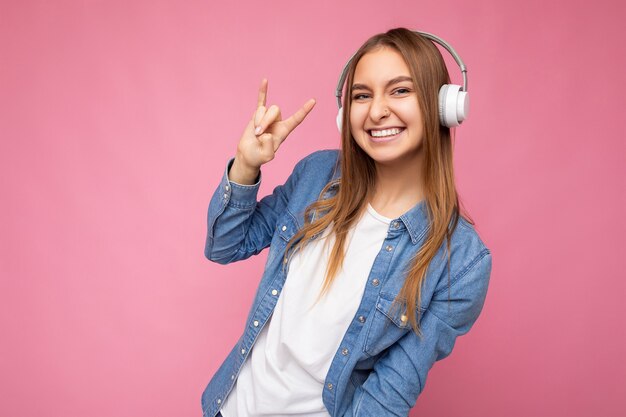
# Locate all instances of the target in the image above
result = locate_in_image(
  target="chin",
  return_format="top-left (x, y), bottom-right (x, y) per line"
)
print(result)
top-left (364, 148), bottom-right (408, 165)
top-left (364, 142), bottom-right (421, 163)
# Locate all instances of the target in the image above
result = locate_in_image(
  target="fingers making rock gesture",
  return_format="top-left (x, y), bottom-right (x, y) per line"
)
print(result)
top-left (230, 79), bottom-right (316, 184)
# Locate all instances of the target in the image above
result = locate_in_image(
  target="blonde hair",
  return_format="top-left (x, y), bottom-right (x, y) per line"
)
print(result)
top-left (285, 28), bottom-right (473, 334)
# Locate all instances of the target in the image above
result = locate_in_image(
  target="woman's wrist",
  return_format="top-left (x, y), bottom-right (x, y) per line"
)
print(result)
top-left (229, 155), bottom-right (261, 185)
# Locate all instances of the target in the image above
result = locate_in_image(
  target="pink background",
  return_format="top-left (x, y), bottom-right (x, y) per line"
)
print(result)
top-left (1, 0), bottom-right (625, 416)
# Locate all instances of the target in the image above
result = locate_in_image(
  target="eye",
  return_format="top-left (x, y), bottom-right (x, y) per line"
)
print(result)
top-left (393, 87), bottom-right (411, 95)
top-left (352, 93), bottom-right (370, 101)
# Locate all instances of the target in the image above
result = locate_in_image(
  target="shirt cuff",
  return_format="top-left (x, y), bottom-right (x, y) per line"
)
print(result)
top-left (221, 157), bottom-right (261, 209)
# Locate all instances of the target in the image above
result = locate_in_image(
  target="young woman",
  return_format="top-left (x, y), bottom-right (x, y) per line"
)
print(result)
top-left (201, 28), bottom-right (492, 417)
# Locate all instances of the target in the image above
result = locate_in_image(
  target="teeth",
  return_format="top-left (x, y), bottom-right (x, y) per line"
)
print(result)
top-left (370, 128), bottom-right (402, 137)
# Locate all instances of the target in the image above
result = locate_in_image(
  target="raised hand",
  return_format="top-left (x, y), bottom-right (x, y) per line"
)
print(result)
top-left (229, 79), bottom-right (316, 184)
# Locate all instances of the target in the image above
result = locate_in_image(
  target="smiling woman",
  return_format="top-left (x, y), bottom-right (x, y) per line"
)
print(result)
top-left (200, 28), bottom-right (491, 417)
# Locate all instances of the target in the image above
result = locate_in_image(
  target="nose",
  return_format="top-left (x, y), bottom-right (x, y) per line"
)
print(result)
top-left (368, 95), bottom-right (390, 122)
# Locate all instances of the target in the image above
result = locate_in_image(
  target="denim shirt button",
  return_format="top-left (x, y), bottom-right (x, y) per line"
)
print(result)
top-left (341, 348), bottom-right (349, 355)
top-left (223, 193), bottom-right (228, 199)
top-left (241, 348), bottom-right (246, 354)
top-left (253, 320), bottom-right (259, 327)
top-left (372, 278), bottom-right (380, 286)
top-left (281, 225), bottom-right (287, 231)
top-left (358, 315), bottom-right (366, 323)
top-left (231, 374), bottom-right (235, 380)
top-left (271, 289), bottom-right (278, 296)
top-left (327, 383), bottom-right (333, 390)
top-left (392, 220), bottom-right (400, 229)
top-left (225, 184), bottom-right (230, 191)
top-left (217, 398), bottom-right (222, 405)
top-left (385, 245), bottom-right (393, 252)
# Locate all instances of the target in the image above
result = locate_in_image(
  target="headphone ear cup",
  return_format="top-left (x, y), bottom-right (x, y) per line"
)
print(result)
top-left (438, 84), bottom-right (469, 127)
top-left (336, 107), bottom-right (343, 133)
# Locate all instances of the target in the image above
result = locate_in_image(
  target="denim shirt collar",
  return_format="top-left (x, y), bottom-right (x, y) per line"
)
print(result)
top-left (399, 199), bottom-right (430, 245)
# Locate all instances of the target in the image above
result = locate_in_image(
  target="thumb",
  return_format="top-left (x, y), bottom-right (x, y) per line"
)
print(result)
top-left (258, 133), bottom-right (275, 154)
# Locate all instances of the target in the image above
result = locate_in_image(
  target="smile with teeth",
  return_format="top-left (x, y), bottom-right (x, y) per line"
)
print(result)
top-left (369, 127), bottom-right (404, 138)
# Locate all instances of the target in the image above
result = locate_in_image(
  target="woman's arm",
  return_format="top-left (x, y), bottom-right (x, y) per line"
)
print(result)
top-left (204, 79), bottom-right (315, 265)
top-left (342, 250), bottom-right (492, 417)
top-left (204, 154), bottom-right (307, 264)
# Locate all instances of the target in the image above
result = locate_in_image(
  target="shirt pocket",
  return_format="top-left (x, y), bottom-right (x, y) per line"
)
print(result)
top-left (363, 292), bottom-right (421, 357)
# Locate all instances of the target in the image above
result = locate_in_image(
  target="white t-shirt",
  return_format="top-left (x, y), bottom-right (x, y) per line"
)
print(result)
top-left (221, 204), bottom-right (391, 417)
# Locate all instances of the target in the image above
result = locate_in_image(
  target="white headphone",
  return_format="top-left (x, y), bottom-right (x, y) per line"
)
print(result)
top-left (335, 30), bottom-right (469, 131)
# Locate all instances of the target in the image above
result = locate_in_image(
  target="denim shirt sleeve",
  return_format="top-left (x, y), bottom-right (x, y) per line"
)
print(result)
top-left (204, 156), bottom-right (305, 264)
top-left (341, 250), bottom-right (492, 417)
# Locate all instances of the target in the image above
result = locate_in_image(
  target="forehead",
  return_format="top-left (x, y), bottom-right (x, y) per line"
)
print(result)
top-left (353, 47), bottom-right (411, 82)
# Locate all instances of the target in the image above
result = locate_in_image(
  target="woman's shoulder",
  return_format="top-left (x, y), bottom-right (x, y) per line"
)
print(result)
top-left (288, 149), bottom-right (341, 188)
top-left (276, 149), bottom-right (341, 217)
top-left (293, 149), bottom-right (340, 173)
top-left (450, 216), bottom-right (490, 254)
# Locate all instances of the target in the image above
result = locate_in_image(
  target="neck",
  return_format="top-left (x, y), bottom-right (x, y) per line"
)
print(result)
top-left (368, 149), bottom-right (425, 219)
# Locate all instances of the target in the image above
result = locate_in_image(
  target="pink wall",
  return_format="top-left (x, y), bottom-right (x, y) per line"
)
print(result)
top-left (1, 0), bottom-right (625, 416)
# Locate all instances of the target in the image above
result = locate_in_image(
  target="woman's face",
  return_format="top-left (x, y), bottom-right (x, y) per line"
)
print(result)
top-left (349, 47), bottom-right (424, 166)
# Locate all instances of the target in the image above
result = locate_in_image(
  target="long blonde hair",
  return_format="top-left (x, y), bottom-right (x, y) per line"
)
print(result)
top-left (285, 28), bottom-right (473, 334)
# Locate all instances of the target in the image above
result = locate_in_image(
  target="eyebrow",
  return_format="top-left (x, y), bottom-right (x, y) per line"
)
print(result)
top-left (351, 75), bottom-right (413, 91)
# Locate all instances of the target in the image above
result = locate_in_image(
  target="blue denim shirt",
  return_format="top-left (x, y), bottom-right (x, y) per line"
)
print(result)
top-left (201, 149), bottom-right (492, 417)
